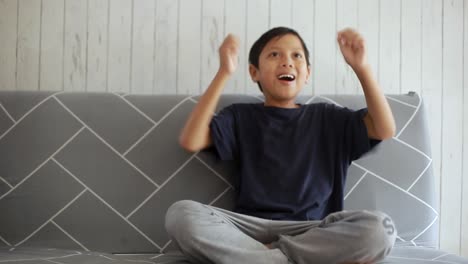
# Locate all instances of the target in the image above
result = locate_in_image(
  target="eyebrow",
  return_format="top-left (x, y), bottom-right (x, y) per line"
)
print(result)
top-left (266, 46), bottom-right (304, 52)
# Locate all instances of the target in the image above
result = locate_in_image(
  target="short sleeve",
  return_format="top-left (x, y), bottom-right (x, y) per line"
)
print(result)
top-left (328, 104), bottom-right (381, 161)
top-left (209, 105), bottom-right (238, 160)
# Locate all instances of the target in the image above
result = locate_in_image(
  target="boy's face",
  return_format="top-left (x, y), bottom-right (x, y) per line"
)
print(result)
top-left (249, 34), bottom-right (311, 105)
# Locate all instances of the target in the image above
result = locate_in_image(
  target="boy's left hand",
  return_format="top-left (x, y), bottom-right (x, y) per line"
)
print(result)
top-left (337, 28), bottom-right (368, 72)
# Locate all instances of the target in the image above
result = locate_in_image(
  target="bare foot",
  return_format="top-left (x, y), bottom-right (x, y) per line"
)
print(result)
top-left (264, 243), bottom-right (273, 249)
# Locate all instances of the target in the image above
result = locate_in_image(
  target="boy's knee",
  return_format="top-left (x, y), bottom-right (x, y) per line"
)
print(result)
top-left (359, 211), bottom-right (397, 259)
top-left (165, 200), bottom-right (204, 236)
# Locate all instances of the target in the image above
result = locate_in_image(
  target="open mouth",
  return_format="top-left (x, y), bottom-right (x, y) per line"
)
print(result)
top-left (277, 74), bottom-right (296, 81)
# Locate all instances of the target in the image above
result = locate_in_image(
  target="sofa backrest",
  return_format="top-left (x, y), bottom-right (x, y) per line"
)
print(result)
top-left (0, 91), bottom-right (438, 253)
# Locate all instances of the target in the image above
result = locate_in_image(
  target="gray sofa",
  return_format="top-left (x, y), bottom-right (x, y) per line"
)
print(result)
top-left (0, 91), bottom-right (466, 264)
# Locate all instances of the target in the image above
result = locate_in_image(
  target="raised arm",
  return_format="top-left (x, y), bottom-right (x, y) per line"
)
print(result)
top-left (337, 28), bottom-right (396, 140)
top-left (179, 34), bottom-right (240, 152)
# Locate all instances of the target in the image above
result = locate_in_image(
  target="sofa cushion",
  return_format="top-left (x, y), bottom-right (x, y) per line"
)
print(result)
top-left (0, 246), bottom-right (467, 264)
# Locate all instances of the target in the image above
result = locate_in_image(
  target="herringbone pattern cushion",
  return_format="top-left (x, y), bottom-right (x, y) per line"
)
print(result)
top-left (0, 92), bottom-right (443, 258)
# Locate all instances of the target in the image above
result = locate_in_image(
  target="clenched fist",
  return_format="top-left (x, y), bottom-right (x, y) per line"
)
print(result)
top-left (219, 34), bottom-right (240, 76)
top-left (337, 28), bottom-right (368, 71)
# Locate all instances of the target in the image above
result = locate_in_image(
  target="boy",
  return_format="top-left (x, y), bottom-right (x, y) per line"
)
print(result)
top-left (166, 27), bottom-right (397, 264)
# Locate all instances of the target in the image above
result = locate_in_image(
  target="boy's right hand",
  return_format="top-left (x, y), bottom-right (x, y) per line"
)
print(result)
top-left (180, 34), bottom-right (239, 152)
top-left (219, 34), bottom-right (240, 76)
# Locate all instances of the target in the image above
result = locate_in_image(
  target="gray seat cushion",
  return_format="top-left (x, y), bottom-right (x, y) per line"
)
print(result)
top-left (0, 246), bottom-right (467, 263)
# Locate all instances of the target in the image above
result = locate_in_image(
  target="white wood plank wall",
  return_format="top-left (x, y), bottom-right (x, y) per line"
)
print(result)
top-left (0, 0), bottom-right (466, 256)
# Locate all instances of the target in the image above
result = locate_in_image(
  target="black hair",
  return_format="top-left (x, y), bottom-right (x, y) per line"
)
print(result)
top-left (248, 27), bottom-right (311, 92)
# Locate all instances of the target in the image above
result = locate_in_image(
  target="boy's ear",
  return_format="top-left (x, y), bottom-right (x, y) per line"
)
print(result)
top-left (249, 64), bottom-right (259, 82)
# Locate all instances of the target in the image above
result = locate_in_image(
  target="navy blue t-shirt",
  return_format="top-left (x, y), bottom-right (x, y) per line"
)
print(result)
top-left (209, 102), bottom-right (380, 221)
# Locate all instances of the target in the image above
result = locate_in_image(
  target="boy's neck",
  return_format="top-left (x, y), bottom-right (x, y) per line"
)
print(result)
top-left (263, 99), bottom-right (300, 109)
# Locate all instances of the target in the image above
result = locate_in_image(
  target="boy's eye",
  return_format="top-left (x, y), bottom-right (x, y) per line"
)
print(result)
top-left (270, 52), bottom-right (279, 57)
top-left (294, 53), bottom-right (303, 58)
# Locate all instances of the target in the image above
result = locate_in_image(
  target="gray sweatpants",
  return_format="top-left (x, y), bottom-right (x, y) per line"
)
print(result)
top-left (165, 200), bottom-right (397, 264)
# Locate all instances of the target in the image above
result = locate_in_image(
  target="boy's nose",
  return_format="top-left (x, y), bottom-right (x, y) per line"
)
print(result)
top-left (281, 62), bottom-right (293, 68)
